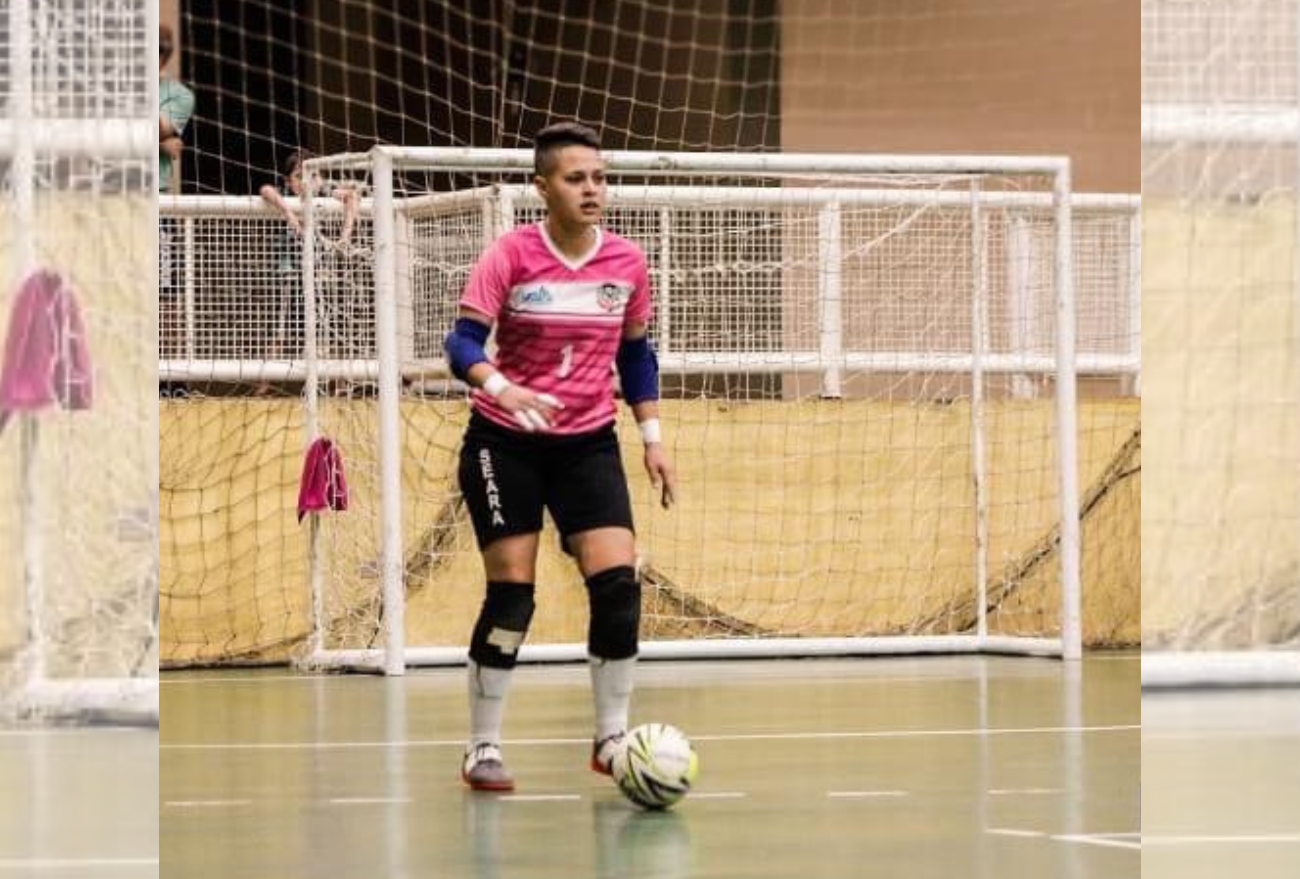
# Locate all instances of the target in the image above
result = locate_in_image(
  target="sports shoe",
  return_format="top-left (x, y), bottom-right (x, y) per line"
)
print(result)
top-left (590, 731), bottom-right (627, 776)
top-left (461, 742), bottom-right (514, 792)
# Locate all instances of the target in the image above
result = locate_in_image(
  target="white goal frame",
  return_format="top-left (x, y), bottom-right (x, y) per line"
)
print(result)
top-left (2, 0), bottom-right (159, 724)
top-left (1141, 16), bottom-right (1300, 689)
top-left (291, 147), bottom-right (1084, 675)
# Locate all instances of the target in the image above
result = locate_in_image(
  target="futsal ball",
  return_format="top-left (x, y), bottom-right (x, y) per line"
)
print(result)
top-left (612, 723), bottom-right (699, 810)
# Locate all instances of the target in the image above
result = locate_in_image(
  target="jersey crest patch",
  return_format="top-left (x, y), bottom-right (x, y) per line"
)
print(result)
top-left (597, 282), bottom-right (630, 312)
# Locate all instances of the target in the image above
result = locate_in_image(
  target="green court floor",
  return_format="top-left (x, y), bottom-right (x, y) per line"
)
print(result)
top-left (1143, 691), bottom-right (1300, 879)
top-left (0, 728), bottom-right (158, 878)
top-left (160, 655), bottom-right (1138, 878)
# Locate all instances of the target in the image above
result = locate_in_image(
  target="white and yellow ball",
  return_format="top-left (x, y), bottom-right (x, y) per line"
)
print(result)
top-left (612, 723), bottom-right (699, 810)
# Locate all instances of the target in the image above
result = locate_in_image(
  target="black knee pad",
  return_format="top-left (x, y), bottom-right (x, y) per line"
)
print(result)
top-left (468, 581), bottom-right (536, 669)
top-left (586, 565), bottom-right (641, 660)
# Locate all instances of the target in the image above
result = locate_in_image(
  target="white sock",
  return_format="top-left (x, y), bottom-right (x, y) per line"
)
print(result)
top-left (589, 655), bottom-right (636, 740)
top-left (468, 659), bottom-right (513, 748)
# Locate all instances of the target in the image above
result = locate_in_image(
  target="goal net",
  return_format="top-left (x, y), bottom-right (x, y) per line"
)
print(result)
top-left (1143, 0), bottom-right (1300, 687)
top-left (161, 149), bottom-right (1146, 670)
top-left (159, 2), bottom-right (1140, 670)
top-left (0, 0), bottom-right (157, 722)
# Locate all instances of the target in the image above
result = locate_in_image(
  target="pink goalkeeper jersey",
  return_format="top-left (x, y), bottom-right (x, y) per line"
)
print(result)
top-left (460, 222), bottom-right (653, 435)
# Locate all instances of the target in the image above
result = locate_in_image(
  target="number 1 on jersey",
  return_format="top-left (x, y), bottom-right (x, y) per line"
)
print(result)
top-left (557, 343), bottom-right (574, 378)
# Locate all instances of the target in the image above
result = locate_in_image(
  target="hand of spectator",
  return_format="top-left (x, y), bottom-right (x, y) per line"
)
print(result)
top-left (161, 135), bottom-right (184, 162)
top-left (335, 185), bottom-right (359, 248)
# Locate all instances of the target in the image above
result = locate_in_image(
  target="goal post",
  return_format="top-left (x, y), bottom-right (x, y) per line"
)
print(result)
top-left (0, 0), bottom-right (158, 724)
top-left (293, 147), bottom-right (1088, 673)
top-left (1141, 0), bottom-right (1300, 688)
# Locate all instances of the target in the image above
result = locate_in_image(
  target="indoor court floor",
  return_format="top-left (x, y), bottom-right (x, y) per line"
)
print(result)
top-left (0, 726), bottom-right (159, 878)
top-left (1142, 689), bottom-right (1300, 879)
top-left (161, 654), bottom-right (1138, 878)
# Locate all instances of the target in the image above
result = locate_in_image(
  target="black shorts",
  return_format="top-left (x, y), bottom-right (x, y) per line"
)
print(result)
top-left (458, 411), bottom-right (634, 550)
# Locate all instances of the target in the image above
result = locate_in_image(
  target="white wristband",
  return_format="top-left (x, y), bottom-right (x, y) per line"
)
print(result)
top-left (638, 418), bottom-right (662, 445)
top-left (482, 372), bottom-right (511, 399)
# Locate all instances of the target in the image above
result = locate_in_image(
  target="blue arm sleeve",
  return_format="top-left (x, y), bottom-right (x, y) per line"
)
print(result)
top-left (616, 335), bottom-right (659, 404)
top-left (444, 318), bottom-right (491, 382)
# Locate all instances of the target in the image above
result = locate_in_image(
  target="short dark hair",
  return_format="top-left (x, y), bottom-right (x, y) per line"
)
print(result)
top-left (284, 149), bottom-right (314, 179)
top-left (533, 122), bottom-right (600, 177)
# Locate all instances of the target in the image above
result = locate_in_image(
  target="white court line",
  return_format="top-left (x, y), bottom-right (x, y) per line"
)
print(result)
top-left (1053, 832), bottom-right (1141, 851)
top-left (0, 727), bottom-right (144, 738)
top-left (328, 797), bottom-right (412, 805)
top-left (1144, 834), bottom-right (1300, 846)
top-left (499, 794), bottom-right (582, 802)
top-left (1142, 728), bottom-right (1300, 742)
top-left (827, 790), bottom-right (908, 798)
top-left (690, 792), bottom-right (747, 799)
top-left (988, 829), bottom-right (1141, 851)
top-left (160, 674), bottom-right (367, 685)
top-left (160, 723), bottom-right (1138, 750)
top-left (691, 726), bottom-right (1138, 742)
top-left (165, 799), bottom-right (252, 808)
top-left (0, 858), bottom-right (159, 870)
top-left (160, 662), bottom-right (1137, 686)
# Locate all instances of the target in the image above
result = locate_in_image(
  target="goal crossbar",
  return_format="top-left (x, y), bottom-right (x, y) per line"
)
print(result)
top-left (306, 146), bottom-right (1068, 178)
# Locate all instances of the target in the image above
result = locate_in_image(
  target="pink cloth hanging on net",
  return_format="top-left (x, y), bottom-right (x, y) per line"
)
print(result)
top-left (0, 269), bottom-right (94, 435)
top-left (297, 436), bottom-right (349, 522)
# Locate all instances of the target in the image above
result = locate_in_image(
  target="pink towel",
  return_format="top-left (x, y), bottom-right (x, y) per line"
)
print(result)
top-left (297, 436), bottom-right (349, 522)
top-left (0, 269), bottom-right (94, 425)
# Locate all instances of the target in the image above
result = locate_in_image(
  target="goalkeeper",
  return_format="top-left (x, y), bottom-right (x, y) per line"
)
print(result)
top-left (445, 121), bottom-right (677, 792)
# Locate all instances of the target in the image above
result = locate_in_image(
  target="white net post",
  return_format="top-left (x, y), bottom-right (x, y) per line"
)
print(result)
top-left (969, 181), bottom-right (990, 644)
top-left (1, 0), bottom-right (158, 723)
top-left (297, 149), bottom-right (1083, 674)
top-left (817, 199), bottom-right (843, 400)
top-left (11, 0), bottom-right (41, 699)
top-left (1054, 164), bottom-right (1083, 662)
top-left (373, 147), bottom-right (406, 676)
top-left (1142, 0), bottom-right (1300, 687)
top-left (302, 169), bottom-right (325, 661)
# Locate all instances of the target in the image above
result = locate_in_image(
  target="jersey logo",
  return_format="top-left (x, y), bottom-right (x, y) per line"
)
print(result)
top-left (511, 286), bottom-right (553, 308)
top-left (596, 282), bottom-right (630, 312)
